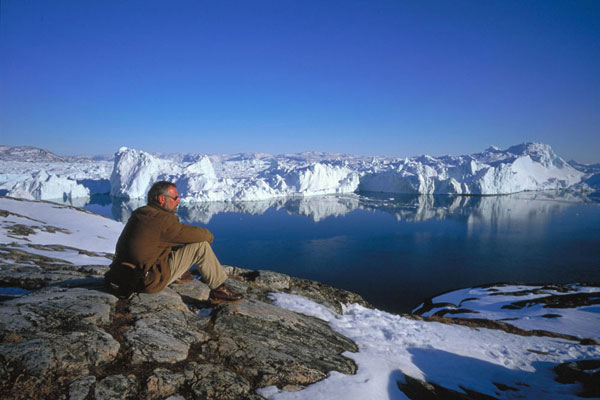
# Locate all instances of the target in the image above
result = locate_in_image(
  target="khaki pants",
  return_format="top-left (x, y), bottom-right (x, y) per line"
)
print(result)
top-left (167, 242), bottom-right (228, 289)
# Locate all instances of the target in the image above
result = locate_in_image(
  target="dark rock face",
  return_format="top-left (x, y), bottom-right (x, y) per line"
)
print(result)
top-left (0, 262), bottom-right (368, 399)
top-left (397, 374), bottom-right (500, 400)
top-left (0, 244), bottom-right (112, 291)
top-left (554, 360), bottom-right (600, 398)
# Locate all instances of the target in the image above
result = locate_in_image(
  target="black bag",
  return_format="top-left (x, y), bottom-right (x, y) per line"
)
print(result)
top-left (104, 262), bottom-right (146, 299)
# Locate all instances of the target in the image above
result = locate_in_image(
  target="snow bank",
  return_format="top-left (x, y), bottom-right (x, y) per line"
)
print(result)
top-left (413, 284), bottom-right (600, 341)
top-left (0, 197), bottom-right (123, 263)
top-left (261, 292), bottom-right (600, 400)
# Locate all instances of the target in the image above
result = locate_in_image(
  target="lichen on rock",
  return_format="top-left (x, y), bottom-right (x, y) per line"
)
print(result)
top-left (0, 259), bottom-right (365, 399)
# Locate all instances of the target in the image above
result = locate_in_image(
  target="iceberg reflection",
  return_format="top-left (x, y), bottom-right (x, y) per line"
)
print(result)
top-left (89, 190), bottom-right (599, 230)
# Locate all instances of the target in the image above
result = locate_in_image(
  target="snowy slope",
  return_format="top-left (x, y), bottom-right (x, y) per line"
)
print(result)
top-left (0, 143), bottom-right (591, 202)
top-left (261, 292), bottom-right (600, 399)
top-left (412, 284), bottom-right (600, 341)
top-left (0, 197), bottom-right (123, 265)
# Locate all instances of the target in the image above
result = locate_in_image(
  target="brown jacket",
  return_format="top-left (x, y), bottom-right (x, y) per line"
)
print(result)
top-left (110, 204), bottom-right (213, 293)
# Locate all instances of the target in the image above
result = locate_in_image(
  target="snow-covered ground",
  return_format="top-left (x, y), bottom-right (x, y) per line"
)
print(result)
top-left (0, 197), bottom-right (598, 399)
top-left (261, 291), bottom-right (599, 399)
top-left (0, 142), bottom-right (596, 203)
top-left (412, 284), bottom-right (600, 342)
top-left (0, 197), bottom-right (122, 265)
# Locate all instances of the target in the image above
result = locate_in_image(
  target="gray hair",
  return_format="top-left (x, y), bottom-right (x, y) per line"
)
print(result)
top-left (147, 181), bottom-right (175, 205)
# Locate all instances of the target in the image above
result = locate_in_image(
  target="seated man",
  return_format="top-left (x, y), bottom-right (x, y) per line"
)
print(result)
top-left (105, 181), bottom-right (243, 302)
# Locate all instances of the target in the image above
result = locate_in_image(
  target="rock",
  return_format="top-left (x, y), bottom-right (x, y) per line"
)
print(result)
top-left (124, 289), bottom-right (209, 364)
top-left (289, 276), bottom-right (372, 314)
top-left (222, 265), bottom-right (249, 277)
top-left (170, 279), bottom-right (211, 304)
top-left (184, 362), bottom-right (252, 400)
top-left (94, 375), bottom-right (137, 400)
top-left (397, 373), bottom-right (498, 400)
top-left (554, 359), bottom-right (600, 398)
top-left (0, 287), bottom-right (120, 377)
top-left (0, 262), bottom-right (370, 399)
top-left (145, 368), bottom-right (186, 400)
top-left (202, 298), bottom-right (358, 388)
top-left (68, 376), bottom-right (96, 400)
top-left (0, 330), bottom-right (118, 376)
top-left (255, 270), bottom-right (290, 291)
top-left (0, 244), bottom-right (109, 290)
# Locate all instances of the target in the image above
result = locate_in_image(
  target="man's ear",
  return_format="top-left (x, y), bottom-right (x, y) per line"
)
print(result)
top-left (157, 194), bottom-right (165, 206)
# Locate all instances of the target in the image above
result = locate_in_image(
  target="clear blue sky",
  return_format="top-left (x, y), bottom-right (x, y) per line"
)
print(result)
top-left (1, 0), bottom-right (599, 162)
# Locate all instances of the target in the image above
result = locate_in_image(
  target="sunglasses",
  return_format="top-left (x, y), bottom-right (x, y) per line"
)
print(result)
top-left (164, 194), bottom-right (179, 201)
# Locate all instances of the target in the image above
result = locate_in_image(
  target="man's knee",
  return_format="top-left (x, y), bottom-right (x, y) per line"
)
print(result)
top-left (184, 241), bottom-right (213, 258)
top-left (183, 241), bottom-right (207, 250)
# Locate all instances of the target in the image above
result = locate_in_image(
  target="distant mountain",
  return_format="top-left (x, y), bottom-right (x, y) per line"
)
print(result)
top-left (0, 145), bottom-right (114, 162)
top-left (0, 145), bottom-right (66, 162)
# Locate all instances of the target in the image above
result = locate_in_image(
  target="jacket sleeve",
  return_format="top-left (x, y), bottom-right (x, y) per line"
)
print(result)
top-left (160, 214), bottom-right (214, 244)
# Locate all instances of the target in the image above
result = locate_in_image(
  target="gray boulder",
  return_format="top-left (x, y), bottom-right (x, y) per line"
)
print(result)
top-left (0, 287), bottom-right (119, 377)
top-left (124, 289), bottom-right (209, 364)
top-left (0, 263), bottom-right (368, 399)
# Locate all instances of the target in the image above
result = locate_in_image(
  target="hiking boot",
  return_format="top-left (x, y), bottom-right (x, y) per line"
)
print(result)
top-left (174, 271), bottom-right (196, 284)
top-left (209, 284), bottom-right (244, 302)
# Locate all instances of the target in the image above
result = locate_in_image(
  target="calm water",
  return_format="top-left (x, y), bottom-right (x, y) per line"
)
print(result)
top-left (84, 191), bottom-right (600, 314)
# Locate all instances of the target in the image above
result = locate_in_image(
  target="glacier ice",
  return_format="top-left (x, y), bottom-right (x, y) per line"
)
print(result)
top-left (6, 170), bottom-right (89, 201)
top-left (109, 147), bottom-right (360, 201)
top-left (0, 142), bottom-right (592, 202)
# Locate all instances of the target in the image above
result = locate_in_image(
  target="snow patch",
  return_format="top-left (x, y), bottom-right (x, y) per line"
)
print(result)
top-left (261, 292), bottom-right (600, 399)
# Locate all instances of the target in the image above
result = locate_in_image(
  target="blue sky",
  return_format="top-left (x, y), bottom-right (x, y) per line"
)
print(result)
top-left (1, 1), bottom-right (599, 162)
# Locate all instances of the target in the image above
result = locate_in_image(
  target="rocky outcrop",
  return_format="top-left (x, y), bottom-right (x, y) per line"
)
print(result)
top-left (0, 258), bottom-right (370, 400)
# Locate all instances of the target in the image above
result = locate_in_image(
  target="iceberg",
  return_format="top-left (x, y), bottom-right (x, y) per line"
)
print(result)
top-left (109, 147), bottom-right (359, 201)
top-left (0, 142), bottom-right (592, 202)
top-left (360, 143), bottom-right (584, 195)
top-left (7, 170), bottom-right (89, 201)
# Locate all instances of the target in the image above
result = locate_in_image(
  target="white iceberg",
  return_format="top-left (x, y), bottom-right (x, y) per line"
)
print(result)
top-left (359, 143), bottom-right (584, 195)
top-left (7, 170), bottom-right (89, 201)
top-left (109, 147), bottom-right (359, 201)
top-left (0, 142), bottom-right (592, 202)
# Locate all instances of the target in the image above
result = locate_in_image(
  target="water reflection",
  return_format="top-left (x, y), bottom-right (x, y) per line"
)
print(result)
top-left (101, 194), bottom-right (362, 224)
top-left (71, 190), bottom-right (599, 229)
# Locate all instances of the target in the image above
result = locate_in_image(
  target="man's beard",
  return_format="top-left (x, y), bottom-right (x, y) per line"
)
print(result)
top-left (162, 204), bottom-right (178, 214)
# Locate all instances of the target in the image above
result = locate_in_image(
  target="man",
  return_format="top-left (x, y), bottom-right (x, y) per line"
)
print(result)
top-left (105, 181), bottom-right (243, 302)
